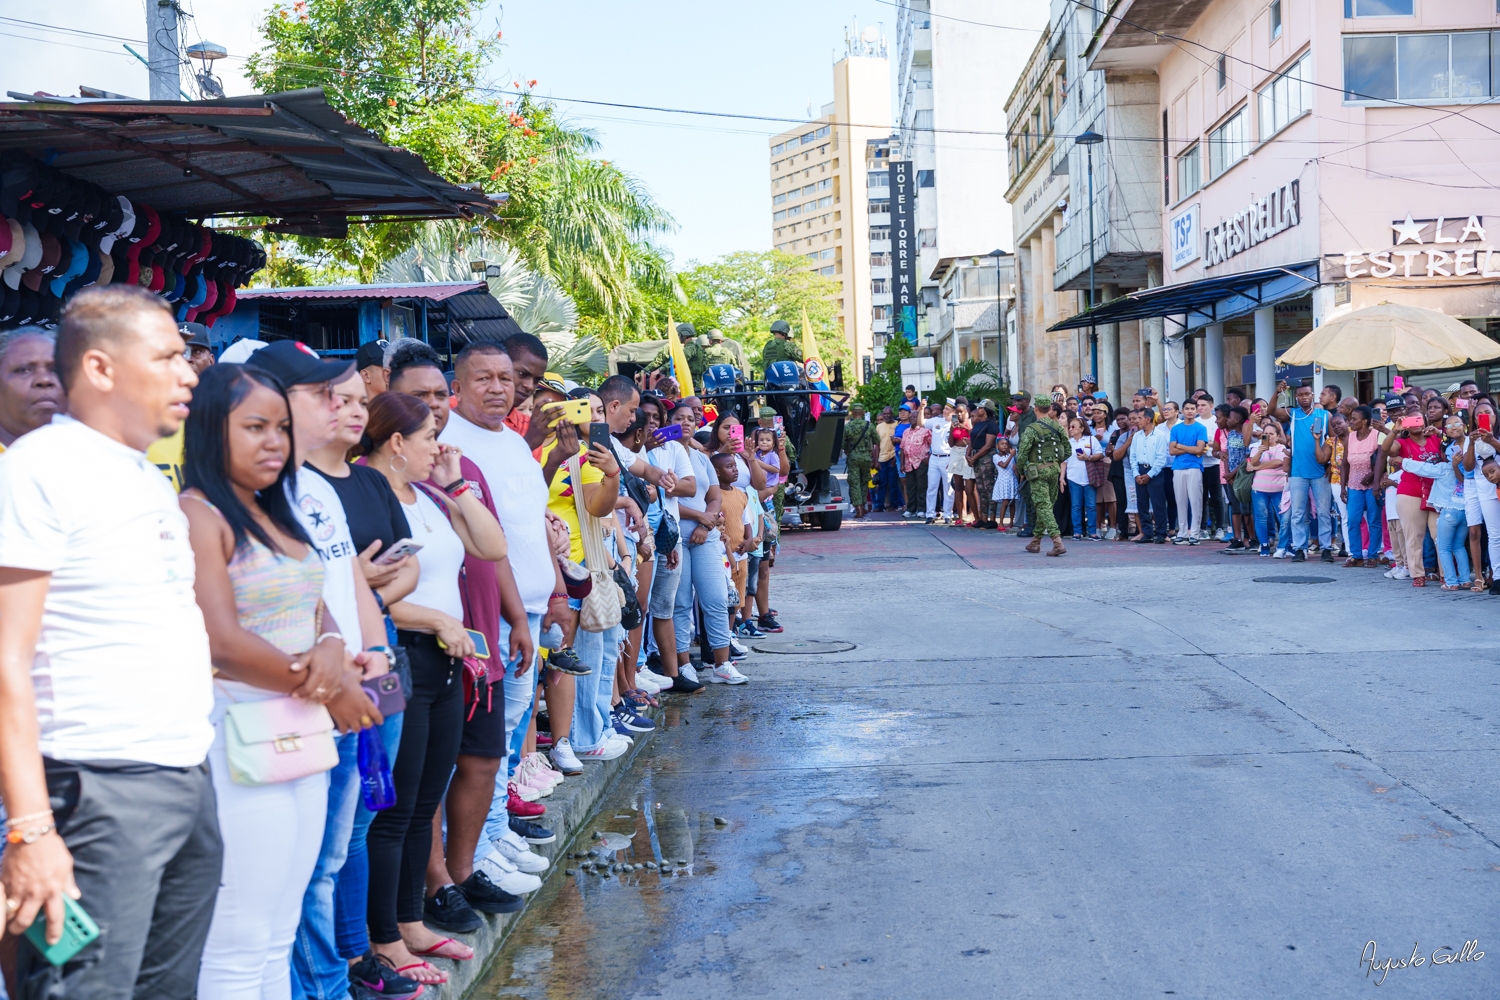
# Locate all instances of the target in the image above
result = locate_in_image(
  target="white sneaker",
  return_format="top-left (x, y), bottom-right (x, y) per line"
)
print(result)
top-left (635, 669), bottom-right (665, 694)
top-left (642, 668), bottom-right (673, 690)
top-left (477, 850), bottom-right (544, 894)
top-left (608, 732), bottom-right (634, 748)
top-left (709, 663), bottom-right (749, 685)
top-left (509, 779), bottom-right (542, 803)
top-left (680, 663), bottom-right (700, 684)
top-left (550, 738), bottom-right (582, 773)
top-left (492, 831), bottom-right (549, 873)
top-left (1392, 566), bottom-right (1411, 580)
top-left (578, 739), bottom-right (627, 761)
top-left (516, 754), bottom-right (560, 793)
top-left (1104, 527), bottom-right (1118, 540)
top-left (1272, 549), bottom-right (1288, 559)
top-left (727, 637), bottom-right (750, 657)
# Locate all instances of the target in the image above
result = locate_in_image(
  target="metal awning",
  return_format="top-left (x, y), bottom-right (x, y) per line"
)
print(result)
top-left (1048, 259), bottom-right (1321, 333)
top-left (0, 88), bottom-right (496, 233)
top-left (237, 281), bottom-right (489, 303)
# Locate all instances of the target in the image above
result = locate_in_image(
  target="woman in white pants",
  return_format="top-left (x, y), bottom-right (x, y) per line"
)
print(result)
top-left (180, 365), bottom-right (371, 999)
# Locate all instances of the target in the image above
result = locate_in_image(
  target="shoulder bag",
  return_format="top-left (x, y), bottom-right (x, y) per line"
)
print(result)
top-left (570, 453), bottom-right (625, 633)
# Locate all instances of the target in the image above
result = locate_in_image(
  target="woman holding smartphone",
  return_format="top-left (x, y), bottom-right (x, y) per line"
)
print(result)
top-left (1383, 395), bottom-right (1445, 585)
top-left (181, 364), bottom-right (377, 999)
top-left (360, 392), bottom-right (508, 984)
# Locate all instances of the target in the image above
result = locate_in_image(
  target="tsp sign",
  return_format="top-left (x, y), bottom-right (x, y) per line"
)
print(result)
top-left (1170, 203), bottom-right (1199, 270)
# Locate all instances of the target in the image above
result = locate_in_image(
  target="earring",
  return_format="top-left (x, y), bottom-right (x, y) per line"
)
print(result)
top-left (392, 454), bottom-right (408, 473)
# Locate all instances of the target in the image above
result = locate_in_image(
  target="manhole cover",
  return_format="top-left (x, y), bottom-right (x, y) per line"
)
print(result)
top-left (751, 639), bottom-right (858, 654)
top-left (855, 556), bottom-right (919, 562)
top-left (1253, 576), bottom-right (1335, 584)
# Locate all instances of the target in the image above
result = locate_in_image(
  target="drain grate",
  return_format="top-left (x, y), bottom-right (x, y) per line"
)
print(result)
top-left (1253, 576), bottom-right (1335, 584)
top-left (855, 555), bottom-right (919, 562)
top-left (750, 639), bottom-right (858, 654)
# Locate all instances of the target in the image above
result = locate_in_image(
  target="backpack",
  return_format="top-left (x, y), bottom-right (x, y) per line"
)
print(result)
top-left (1032, 420), bottom-right (1071, 465)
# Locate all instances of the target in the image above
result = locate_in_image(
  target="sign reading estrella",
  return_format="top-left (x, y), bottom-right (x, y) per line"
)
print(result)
top-left (1202, 180), bottom-right (1301, 268)
top-left (1341, 215), bottom-right (1496, 279)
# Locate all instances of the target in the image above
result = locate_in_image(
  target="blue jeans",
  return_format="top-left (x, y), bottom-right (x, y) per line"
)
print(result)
top-left (874, 459), bottom-right (900, 509)
top-left (1253, 490), bottom-right (1281, 550)
top-left (1289, 475), bottom-right (1332, 552)
top-left (1139, 474), bottom-right (1169, 539)
top-left (1069, 481), bottom-right (1096, 536)
top-left (674, 536), bottom-right (732, 654)
top-left (475, 612), bottom-right (544, 864)
top-left (333, 712), bottom-right (403, 961)
top-left (291, 730), bottom-right (362, 999)
top-left (1346, 488), bottom-right (1381, 560)
top-left (571, 623), bottom-right (625, 753)
top-left (1437, 507), bottom-right (1471, 583)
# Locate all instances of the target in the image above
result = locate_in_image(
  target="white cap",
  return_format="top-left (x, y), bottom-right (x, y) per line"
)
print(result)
top-left (219, 338), bottom-right (268, 364)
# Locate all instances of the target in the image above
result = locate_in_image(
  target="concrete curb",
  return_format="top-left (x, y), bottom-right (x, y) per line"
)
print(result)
top-left (418, 720), bottom-right (660, 999)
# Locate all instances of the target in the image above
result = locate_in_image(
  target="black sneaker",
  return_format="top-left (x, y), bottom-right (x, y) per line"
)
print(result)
top-left (670, 672), bottom-right (705, 694)
top-left (547, 646), bottom-right (591, 675)
top-left (423, 883), bottom-right (482, 933)
top-left (756, 613), bottom-right (783, 633)
top-left (1291, 550), bottom-right (1307, 562)
top-left (509, 815), bottom-right (556, 845)
top-left (1320, 548), bottom-right (1335, 563)
top-left (1226, 540), bottom-right (1246, 551)
top-left (349, 952), bottom-right (425, 1000)
top-left (458, 870), bottom-right (524, 915)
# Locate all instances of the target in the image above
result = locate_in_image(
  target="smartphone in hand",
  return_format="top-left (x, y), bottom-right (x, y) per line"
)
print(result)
top-left (588, 422), bottom-right (612, 452)
top-left (1480, 412), bottom-right (1494, 433)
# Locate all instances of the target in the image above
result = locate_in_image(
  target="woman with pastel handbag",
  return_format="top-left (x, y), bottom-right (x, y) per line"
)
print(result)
top-left (180, 364), bottom-right (372, 1000)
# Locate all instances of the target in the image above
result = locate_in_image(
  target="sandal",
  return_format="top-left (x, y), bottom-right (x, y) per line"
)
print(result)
top-left (414, 938), bottom-right (474, 961)
top-left (1441, 584), bottom-right (1462, 591)
top-left (395, 961), bottom-right (448, 984)
top-left (1471, 580), bottom-right (1486, 593)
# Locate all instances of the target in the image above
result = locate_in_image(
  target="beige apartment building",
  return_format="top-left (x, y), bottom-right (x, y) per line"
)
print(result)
top-left (769, 30), bottom-right (890, 380)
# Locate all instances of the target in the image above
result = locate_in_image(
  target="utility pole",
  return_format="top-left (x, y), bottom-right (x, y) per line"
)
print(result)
top-left (147, 0), bottom-right (182, 101)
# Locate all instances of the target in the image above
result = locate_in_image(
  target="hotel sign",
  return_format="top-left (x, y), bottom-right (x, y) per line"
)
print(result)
top-left (1202, 180), bottom-right (1300, 268)
top-left (1342, 215), bottom-right (1495, 279)
top-left (888, 160), bottom-right (917, 342)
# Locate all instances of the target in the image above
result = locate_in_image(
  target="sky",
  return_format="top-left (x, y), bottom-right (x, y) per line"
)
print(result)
top-left (0, 1), bottom-right (1036, 269)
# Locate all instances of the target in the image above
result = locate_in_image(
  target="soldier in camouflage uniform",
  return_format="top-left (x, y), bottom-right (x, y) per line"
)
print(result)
top-left (760, 319), bottom-right (803, 371)
top-left (1017, 394), bottom-right (1071, 556)
top-left (842, 402), bottom-right (875, 517)
top-left (703, 329), bottom-right (737, 369)
top-left (648, 322), bottom-right (708, 384)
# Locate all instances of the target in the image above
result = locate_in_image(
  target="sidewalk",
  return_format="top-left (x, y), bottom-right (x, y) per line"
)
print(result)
top-left (420, 722), bottom-right (660, 998)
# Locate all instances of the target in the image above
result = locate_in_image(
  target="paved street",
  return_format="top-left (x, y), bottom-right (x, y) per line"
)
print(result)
top-left (477, 520), bottom-right (1500, 999)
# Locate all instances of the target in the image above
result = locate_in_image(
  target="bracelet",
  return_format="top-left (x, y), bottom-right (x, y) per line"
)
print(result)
top-left (364, 645), bottom-right (391, 656)
top-left (3, 809), bottom-right (53, 829)
top-left (447, 483), bottom-right (471, 499)
top-left (442, 477), bottom-right (467, 495)
top-left (6, 822), bottom-right (54, 845)
top-left (550, 592), bottom-right (569, 600)
top-left (604, 469), bottom-right (619, 478)
top-left (317, 631), bottom-right (344, 646)
top-left (372, 590), bottom-right (387, 613)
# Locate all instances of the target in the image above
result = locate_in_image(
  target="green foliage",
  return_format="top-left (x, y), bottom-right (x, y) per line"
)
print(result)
top-left (246, 0), bottom-right (676, 334)
top-left (933, 359), bottom-right (1001, 405)
top-left (854, 333), bottom-right (913, 413)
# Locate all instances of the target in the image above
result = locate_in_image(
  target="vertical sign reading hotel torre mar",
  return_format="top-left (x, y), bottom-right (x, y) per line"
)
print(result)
top-left (889, 160), bottom-right (916, 342)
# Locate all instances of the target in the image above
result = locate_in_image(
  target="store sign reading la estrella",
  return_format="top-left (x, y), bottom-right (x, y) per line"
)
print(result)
top-left (1201, 180), bottom-right (1301, 268)
top-left (1341, 216), bottom-right (1495, 279)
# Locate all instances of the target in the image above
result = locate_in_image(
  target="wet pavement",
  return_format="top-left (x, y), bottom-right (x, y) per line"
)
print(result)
top-left (476, 519), bottom-right (1500, 999)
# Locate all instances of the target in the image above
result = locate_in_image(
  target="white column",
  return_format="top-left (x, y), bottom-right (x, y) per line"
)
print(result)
top-left (1165, 321), bottom-right (1188, 403)
top-left (1254, 306), bottom-right (1276, 402)
top-left (1098, 282), bottom-right (1119, 403)
top-left (1204, 322), bottom-right (1225, 402)
top-left (1147, 318), bottom-right (1165, 398)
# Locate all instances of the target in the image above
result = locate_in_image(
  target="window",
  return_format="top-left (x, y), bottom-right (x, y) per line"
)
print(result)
top-left (871, 279), bottom-right (890, 293)
top-left (913, 109), bottom-right (934, 131)
top-left (1258, 53), bottom-right (1312, 139)
top-left (870, 254), bottom-right (891, 267)
top-left (818, 177), bottom-right (832, 190)
top-left (919, 228), bottom-right (937, 248)
top-left (869, 199), bottom-right (891, 215)
top-left (1177, 144), bottom-right (1201, 200)
top-left (872, 305), bottom-right (891, 320)
top-left (774, 209), bottom-right (787, 221)
top-left (773, 193), bottom-right (787, 205)
top-left (1344, 30), bottom-right (1496, 101)
top-left (818, 196), bottom-right (834, 208)
top-left (962, 267), bottom-right (998, 299)
top-left (1217, 54), bottom-right (1227, 90)
top-left (868, 170), bottom-right (889, 188)
top-left (788, 205), bottom-right (802, 217)
top-left (1209, 108), bottom-right (1249, 179)
top-left (800, 131), bottom-right (815, 144)
top-left (917, 170), bottom-right (936, 187)
top-left (1271, 1), bottom-right (1282, 40)
top-left (815, 125), bottom-right (831, 138)
top-left (820, 248), bottom-right (835, 260)
top-left (806, 251), bottom-right (820, 262)
top-left (803, 184), bottom-right (816, 195)
top-left (1045, 88), bottom-right (1055, 124)
top-left (1345, 0), bottom-right (1413, 15)
top-left (820, 265), bottom-right (836, 276)
top-left (869, 227), bottom-right (890, 241)
top-left (772, 142), bottom-right (784, 154)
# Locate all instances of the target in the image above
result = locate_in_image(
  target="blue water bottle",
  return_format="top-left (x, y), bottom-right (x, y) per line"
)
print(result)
top-left (358, 726), bottom-right (396, 811)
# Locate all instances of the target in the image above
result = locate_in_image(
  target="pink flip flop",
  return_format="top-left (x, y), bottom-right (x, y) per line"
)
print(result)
top-left (395, 961), bottom-right (448, 984)
top-left (414, 938), bottom-right (474, 961)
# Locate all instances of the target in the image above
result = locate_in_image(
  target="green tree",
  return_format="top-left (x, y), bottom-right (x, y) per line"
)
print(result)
top-left (246, 0), bottom-right (677, 333)
top-left (855, 331), bottom-right (913, 413)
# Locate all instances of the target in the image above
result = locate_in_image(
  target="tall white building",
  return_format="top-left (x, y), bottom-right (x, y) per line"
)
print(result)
top-left (894, 0), bottom-right (1048, 360)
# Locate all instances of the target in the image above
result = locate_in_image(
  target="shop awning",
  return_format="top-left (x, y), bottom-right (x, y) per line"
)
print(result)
top-left (1048, 259), bottom-right (1321, 334)
top-left (0, 88), bottom-right (496, 234)
top-left (237, 281), bottom-right (489, 303)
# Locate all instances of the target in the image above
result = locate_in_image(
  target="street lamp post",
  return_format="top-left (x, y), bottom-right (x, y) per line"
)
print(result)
top-left (1075, 128), bottom-right (1104, 385)
top-left (987, 248), bottom-right (1005, 388)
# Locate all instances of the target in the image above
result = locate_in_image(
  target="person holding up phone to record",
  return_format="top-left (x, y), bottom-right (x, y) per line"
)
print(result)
top-left (1382, 392), bottom-right (1446, 585)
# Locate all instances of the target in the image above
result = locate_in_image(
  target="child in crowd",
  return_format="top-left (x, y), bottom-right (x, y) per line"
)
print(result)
top-left (713, 453), bottom-right (757, 636)
top-left (993, 437), bottom-right (1019, 530)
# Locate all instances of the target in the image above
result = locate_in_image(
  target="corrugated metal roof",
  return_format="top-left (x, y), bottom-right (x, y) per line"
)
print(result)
top-left (238, 281), bottom-right (487, 302)
top-left (0, 88), bottom-right (494, 229)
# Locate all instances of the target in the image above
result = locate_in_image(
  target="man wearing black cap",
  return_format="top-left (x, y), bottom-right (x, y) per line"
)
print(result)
top-left (179, 322), bottom-right (215, 376)
top-left (760, 319), bottom-right (802, 369)
top-left (246, 341), bottom-right (395, 1000)
top-left (355, 338), bottom-right (390, 396)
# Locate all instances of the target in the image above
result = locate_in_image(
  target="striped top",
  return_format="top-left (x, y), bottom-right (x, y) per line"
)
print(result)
top-left (228, 538), bottom-right (324, 656)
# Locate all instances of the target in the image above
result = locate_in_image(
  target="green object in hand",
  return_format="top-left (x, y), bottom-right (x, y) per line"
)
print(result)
top-left (25, 895), bottom-right (99, 966)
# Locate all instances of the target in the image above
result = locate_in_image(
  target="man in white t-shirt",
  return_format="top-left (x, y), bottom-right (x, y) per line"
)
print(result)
top-left (0, 286), bottom-right (220, 998)
top-left (245, 340), bottom-right (392, 1000)
top-left (923, 403), bottom-right (954, 522)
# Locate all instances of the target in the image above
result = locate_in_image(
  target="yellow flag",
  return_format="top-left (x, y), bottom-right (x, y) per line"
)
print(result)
top-left (800, 306), bottom-right (826, 386)
top-left (667, 313), bottom-right (695, 397)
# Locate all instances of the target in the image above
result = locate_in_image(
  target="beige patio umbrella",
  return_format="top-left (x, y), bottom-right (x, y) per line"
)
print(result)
top-left (1278, 302), bottom-right (1500, 371)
